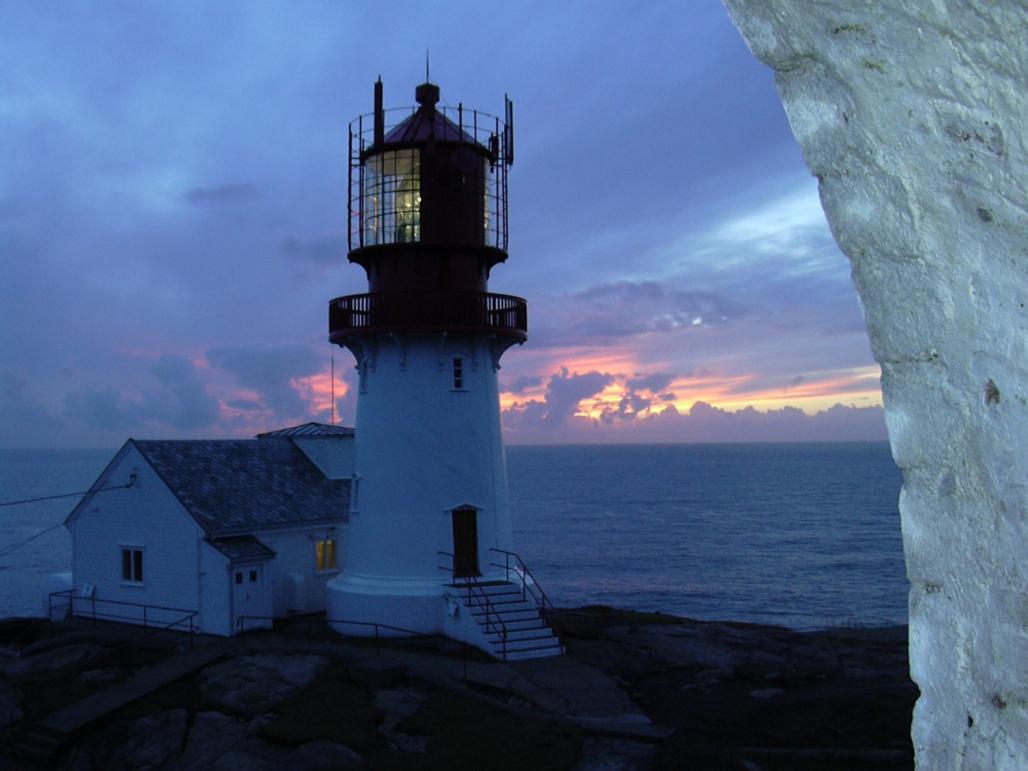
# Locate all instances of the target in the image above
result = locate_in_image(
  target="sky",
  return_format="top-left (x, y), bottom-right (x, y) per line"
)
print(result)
top-left (0, 1), bottom-right (886, 448)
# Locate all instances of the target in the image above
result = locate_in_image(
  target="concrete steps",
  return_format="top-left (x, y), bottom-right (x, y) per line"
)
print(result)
top-left (458, 581), bottom-right (563, 661)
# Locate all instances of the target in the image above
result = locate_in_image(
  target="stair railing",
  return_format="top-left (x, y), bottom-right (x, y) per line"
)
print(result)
top-left (438, 550), bottom-right (508, 660)
top-left (488, 548), bottom-right (558, 616)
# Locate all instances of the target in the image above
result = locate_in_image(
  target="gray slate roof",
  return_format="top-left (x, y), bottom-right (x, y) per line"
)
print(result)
top-left (133, 438), bottom-right (349, 536)
top-left (208, 535), bottom-right (277, 562)
top-left (256, 422), bottom-right (354, 438)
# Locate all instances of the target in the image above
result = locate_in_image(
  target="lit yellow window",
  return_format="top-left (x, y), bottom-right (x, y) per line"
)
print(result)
top-left (315, 539), bottom-right (337, 572)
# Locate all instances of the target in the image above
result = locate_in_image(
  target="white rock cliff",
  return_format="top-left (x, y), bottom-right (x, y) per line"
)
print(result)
top-left (721, 2), bottom-right (1027, 768)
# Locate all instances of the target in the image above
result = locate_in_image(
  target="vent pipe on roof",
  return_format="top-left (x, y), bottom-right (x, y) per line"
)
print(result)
top-left (415, 81), bottom-right (439, 116)
top-left (373, 77), bottom-right (384, 146)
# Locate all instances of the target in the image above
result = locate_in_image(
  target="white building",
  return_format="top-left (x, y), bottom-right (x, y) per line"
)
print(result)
top-left (62, 79), bottom-right (562, 660)
top-left (63, 423), bottom-right (353, 637)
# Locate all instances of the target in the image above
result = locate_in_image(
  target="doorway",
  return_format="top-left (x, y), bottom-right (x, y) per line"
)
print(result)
top-left (232, 562), bottom-right (270, 633)
top-left (451, 506), bottom-right (480, 578)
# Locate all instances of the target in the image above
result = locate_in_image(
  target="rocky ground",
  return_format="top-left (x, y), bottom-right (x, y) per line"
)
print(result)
top-left (556, 608), bottom-right (916, 769)
top-left (0, 610), bottom-right (915, 770)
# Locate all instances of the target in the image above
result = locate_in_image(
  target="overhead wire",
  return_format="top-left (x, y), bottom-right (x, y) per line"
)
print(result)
top-left (0, 481), bottom-right (133, 509)
top-left (0, 480), bottom-right (134, 559)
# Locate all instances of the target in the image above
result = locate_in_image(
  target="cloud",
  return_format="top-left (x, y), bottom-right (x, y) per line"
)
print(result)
top-left (626, 372), bottom-right (675, 393)
top-left (62, 355), bottom-right (219, 432)
top-left (226, 398), bottom-right (263, 411)
top-left (144, 355), bottom-right (220, 429)
top-left (503, 397), bottom-right (887, 444)
top-left (64, 386), bottom-right (136, 431)
top-left (532, 281), bottom-right (745, 348)
top-left (503, 369), bottom-right (614, 430)
top-left (542, 369), bottom-right (614, 427)
top-left (505, 375), bottom-right (542, 394)
top-left (279, 234), bottom-right (348, 264)
top-left (207, 344), bottom-right (322, 419)
top-left (182, 183), bottom-right (259, 204)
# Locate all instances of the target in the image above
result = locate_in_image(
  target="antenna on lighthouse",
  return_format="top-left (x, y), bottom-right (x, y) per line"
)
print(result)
top-left (425, 50), bottom-right (430, 82)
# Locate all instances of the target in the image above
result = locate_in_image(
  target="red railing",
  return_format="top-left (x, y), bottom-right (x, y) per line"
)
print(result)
top-left (329, 291), bottom-right (527, 341)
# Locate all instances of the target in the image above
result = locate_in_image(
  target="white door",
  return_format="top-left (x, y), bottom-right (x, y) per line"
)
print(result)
top-left (232, 563), bottom-right (270, 633)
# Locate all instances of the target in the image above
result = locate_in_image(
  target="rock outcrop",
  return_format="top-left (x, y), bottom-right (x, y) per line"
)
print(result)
top-left (721, 2), bottom-right (1027, 768)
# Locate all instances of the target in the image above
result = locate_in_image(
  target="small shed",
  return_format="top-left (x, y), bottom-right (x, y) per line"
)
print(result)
top-left (64, 424), bottom-right (352, 636)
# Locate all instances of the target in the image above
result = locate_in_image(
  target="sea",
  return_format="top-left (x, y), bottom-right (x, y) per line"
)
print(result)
top-left (0, 442), bottom-right (906, 630)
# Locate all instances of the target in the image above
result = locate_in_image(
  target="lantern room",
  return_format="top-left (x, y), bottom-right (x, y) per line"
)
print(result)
top-left (346, 80), bottom-right (514, 288)
top-left (330, 79), bottom-right (525, 347)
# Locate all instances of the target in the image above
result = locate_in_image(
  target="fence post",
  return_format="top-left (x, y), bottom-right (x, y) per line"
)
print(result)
top-left (92, 595), bottom-right (97, 628)
top-left (143, 605), bottom-right (148, 632)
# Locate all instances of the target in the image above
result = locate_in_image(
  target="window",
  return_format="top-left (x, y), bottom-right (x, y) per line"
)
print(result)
top-left (362, 149), bottom-right (420, 246)
top-left (121, 548), bottom-right (143, 583)
top-left (249, 570), bottom-right (257, 582)
top-left (452, 357), bottom-right (464, 390)
top-left (235, 572), bottom-right (243, 584)
top-left (350, 474), bottom-right (360, 513)
top-left (315, 539), bottom-right (337, 572)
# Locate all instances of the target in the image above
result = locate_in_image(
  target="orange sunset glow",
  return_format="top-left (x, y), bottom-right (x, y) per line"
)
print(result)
top-left (500, 364), bottom-right (883, 423)
top-left (291, 371), bottom-right (348, 419)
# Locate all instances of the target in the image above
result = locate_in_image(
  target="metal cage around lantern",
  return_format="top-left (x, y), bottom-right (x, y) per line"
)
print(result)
top-left (347, 101), bottom-right (513, 253)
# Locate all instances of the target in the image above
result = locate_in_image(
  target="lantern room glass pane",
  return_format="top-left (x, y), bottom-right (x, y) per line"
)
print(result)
top-left (484, 162), bottom-right (499, 249)
top-left (362, 149), bottom-right (420, 246)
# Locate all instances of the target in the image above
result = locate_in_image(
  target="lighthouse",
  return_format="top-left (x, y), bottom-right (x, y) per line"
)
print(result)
top-left (326, 79), bottom-right (562, 659)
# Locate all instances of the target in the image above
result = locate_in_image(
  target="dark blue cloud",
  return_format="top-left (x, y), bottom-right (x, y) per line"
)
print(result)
top-left (280, 234), bottom-right (348, 265)
top-left (505, 375), bottom-right (543, 395)
top-left (626, 372), bottom-right (675, 393)
top-left (183, 183), bottom-right (259, 204)
top-left (207, 345), bottom-right (322, 419)
top-left (146, 355), bottom-right (220, 429)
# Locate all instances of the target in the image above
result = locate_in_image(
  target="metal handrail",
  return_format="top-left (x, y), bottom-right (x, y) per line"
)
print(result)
top-left (328, 290), bottom-right (527, 342)
top-left (438, 550), bottom-right (508, 661)
top-left (49, 590), bottom-right (197, 649)
top-left (487, 548), bottom-right (558, 614)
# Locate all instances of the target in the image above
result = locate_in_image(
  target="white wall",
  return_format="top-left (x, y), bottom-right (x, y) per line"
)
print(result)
top-left (199, 540), bottom-right (231, 636)
top-left (258, 523), bottom-right (345, 616)
top-left (293, 437), bottom-right (355, 480)
top-left (346, 333), bottom-right (514, 583)
top-left (67, 443), bottom-right (203, 631)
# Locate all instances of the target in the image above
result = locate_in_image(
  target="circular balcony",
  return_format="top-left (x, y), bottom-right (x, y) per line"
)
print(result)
top-left (329, 291), bottom-right (527, 343)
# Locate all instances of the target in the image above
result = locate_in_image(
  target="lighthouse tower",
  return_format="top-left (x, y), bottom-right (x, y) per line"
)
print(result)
top-left (326, 79), bottom-right (561, 659)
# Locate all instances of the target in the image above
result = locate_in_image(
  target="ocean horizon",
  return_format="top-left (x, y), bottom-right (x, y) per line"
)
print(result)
top-left (0, 441), bottom-right (906, 630)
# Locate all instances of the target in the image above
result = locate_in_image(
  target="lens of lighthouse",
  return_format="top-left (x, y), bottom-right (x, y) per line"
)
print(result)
top-left (362, 148), bottom-right (420, 246)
